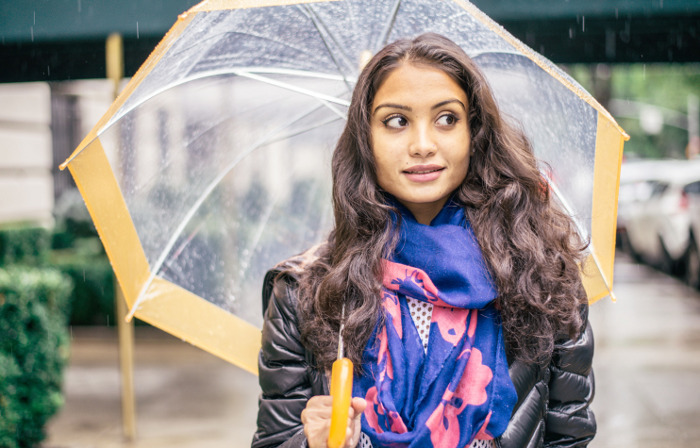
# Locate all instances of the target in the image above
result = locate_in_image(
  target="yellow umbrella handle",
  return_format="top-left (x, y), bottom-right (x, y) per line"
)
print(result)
top-left (328, 358), bottom-right (354, 448)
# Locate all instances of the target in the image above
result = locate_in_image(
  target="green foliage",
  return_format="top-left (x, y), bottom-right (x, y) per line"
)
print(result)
top-left (612, 64), bottom-right (700, 159)
top-left (0, 352), bottom-right (22, 448)
top-left (0, 225), bottom-right (51, 267)
top-left (0, 195), bottom-right (113, 446)
top-left (50, 247), bottom-right (115, 326)
top-left (567, 63), bottom-right (700, 159)
top-left (617, 116), bottom-right (690, 159)
top-left (612, 64), bottom-right (700, 112)
top-left (51, 190), bottom-right (119, 326)
top-left (0, 266), bottom-right (72, 448)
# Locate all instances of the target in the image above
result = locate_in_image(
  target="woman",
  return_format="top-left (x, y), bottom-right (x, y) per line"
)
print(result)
top-left (253, 33), bottom-right (595, 448)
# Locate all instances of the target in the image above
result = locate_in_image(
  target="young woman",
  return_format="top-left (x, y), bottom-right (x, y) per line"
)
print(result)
top-left (252, 33), bottom-right (595, 448)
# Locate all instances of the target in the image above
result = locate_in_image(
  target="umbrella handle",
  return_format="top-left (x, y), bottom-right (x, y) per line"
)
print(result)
top-left (328, 358), bottom-right (354, 448)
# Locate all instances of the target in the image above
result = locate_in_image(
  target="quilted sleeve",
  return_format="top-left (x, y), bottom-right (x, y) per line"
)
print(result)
top-left (251, 271), bottom-right (316, 448)
top-left (544, 305), bottom-right (596, 448)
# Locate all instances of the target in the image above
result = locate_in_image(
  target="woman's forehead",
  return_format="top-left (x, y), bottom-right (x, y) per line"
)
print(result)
top-left (371, 63), bottom-right (467, 110)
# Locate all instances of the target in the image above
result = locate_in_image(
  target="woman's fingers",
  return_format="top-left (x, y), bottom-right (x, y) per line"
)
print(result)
top-left (343, 397), bottom-right (367, 448)
top-left (302, 396), bottom-right (367, 448)
top-left (301, 395), bottom-right (333, 421)
top-left (302, 396), bottom-right (333, 448)
top-left (351, 397), bottom-right (367, 415)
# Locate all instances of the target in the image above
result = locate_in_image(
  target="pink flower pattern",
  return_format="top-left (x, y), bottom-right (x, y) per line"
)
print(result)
top-left (356, 259), bottom-right (515, 447)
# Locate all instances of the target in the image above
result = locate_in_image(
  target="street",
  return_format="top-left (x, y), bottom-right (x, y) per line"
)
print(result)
top-left (589, 253), bottom-right (700, 447)
top-left (44, 252), bottom-right (700, 447)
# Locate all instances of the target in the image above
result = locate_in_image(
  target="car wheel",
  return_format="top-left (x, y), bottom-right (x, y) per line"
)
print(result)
top-left (659, 237), bottom-right (679, 275)
top-left (685, 239), bottom-right (700, 290)
top-left (622, 233), bottom-right (644, 263)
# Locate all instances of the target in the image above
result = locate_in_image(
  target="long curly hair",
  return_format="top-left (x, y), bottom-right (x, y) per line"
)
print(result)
top-left (297, 33), bottom-right (588, 372)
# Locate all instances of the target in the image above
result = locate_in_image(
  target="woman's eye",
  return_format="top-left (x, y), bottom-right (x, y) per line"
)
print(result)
top-left (436, 114), bottom-right (458, 126)
top-left (383, 115), bottom-right (408, 129)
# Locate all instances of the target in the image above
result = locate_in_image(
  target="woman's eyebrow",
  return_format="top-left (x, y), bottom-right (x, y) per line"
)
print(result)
top-left (373, 99), bottom-right (466, 115)
top-left (432, 99), bottom-right (466, 111)
top-left (373, 103), bottom-right (411, 115)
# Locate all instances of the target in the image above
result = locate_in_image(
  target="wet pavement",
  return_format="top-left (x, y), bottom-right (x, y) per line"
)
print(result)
top-left (589, 253), bottom-right (700, 447)
top-left (44, 252), bottom-right (700, 447)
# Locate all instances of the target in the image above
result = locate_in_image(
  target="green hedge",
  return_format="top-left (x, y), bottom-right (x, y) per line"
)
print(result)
top-left (51, 191), bottom-right (119, 326)
top-left (0, 225), bottom-right (51, 267)
top-left (0, 267), bottom-right (72, 448)
top-left (0, 224), bottom-right (115, 326)
top-left (50, 248), bottom-right (115, 326)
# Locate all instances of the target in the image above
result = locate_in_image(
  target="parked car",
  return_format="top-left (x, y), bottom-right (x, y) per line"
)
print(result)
top-left (616, 159), bottom-right (668, 252)
top-left (622, 159), bottom-right (700, 275)
top-left (684, 179), bottom-right (700, 289)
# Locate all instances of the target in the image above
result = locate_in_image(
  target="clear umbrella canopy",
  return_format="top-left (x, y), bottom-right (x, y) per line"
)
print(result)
top-left (61, 0), bottom-right (627, 372)
top-left (100, 73), bottom-right (344, 326)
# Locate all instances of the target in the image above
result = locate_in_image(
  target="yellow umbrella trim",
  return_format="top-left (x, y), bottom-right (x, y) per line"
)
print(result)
top-left (66, 139), bottom-right (150, 302)
top-left (67, 138), bottom-right (261, 374)
top-left (137, 278), bottom-right (261, 374)
top-left (190, 0), bottom-right (336, 12)
top-left (581, 113), bottom-right (626, 304)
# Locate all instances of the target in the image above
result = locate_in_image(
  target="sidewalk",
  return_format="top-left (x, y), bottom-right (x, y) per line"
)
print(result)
top-left (44, 327), bottom-right (260, 447)
top-left (589, 254), bottom-right (700, 447)
top-left (44, 253), bottom-right (700, 447)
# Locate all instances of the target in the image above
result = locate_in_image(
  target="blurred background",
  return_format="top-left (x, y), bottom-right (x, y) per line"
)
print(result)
top-left (1, 0), bottom-right (699, 447)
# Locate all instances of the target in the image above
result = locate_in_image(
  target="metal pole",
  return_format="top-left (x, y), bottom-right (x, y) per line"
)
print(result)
top-left (106, 32), bottom-right (137, 441)
top-left (116, 283), bottom-right (137, 441)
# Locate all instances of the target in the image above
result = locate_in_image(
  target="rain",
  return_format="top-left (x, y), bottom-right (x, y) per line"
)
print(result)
top-left (1, 0), bottom-right (699, 447)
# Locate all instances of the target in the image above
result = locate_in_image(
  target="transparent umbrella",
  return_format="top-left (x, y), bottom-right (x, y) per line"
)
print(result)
top-left (60, 0), bottom-right (627, 373)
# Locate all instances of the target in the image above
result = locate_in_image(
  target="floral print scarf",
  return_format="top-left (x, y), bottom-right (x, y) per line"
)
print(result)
top-left (354, 201), bottom-right (517, 448)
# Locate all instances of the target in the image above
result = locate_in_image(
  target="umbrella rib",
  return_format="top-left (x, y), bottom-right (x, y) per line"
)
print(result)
top-left (169, 29), bottom-right (340, 74)
top-left (236, 118), bottom-right (344, 281)
top-left (125, 101), bottom-right (346, 321)
top-left (374, 0), bottom-right (402, 52)
top-left (299, 4), bottom-right (356, 93)
top-left (94, 68), bottom-right (351, 139)
top-left (262, 115), bottom-right (345, 146)
top-left (237, 192), bottom-right (282, 283)
top-left (179, 85), bottom-right (345, 151)
top-left (232, 70), bottom-right (350, 110)
top-left (542, 173), bottom-right (616, 301)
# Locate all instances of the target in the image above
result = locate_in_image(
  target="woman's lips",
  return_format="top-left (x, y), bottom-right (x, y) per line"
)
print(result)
top-left (403, 165), bottom-right (444, 182)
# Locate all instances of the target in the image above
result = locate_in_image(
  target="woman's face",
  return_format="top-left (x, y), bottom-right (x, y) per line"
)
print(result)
top-left (370, 62), bottom-right (471, 225)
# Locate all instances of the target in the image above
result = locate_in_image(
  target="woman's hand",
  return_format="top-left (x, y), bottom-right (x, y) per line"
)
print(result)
top-left (301, 396), bottom-right (367, 448)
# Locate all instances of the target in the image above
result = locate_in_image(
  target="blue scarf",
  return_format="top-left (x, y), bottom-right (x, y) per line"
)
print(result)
top-left (354, 201), bottom-right (517, 448)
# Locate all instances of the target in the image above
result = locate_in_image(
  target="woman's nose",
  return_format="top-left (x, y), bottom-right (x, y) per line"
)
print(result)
top-left (409, 124), bottom-right (437, 157)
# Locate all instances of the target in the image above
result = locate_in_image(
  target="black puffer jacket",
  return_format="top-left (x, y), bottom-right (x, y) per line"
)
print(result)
top-left (252, 256), bottom-right (596, 448)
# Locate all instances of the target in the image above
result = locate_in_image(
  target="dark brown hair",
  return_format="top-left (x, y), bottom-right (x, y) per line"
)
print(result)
top-left (297, 33), bottom-right (587, 371)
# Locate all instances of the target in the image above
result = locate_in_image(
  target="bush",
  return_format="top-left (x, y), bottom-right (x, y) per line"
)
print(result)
top-left (51, 190), bottom-right (118, 326)
top-left (50, 248), bottom-right (115, 326)
top-left (0, 225), bottom-right (51, 267)
top-left (0, 352), bottom-right (22, 448)
top-left (0, 267), bottom-right (72, 448)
